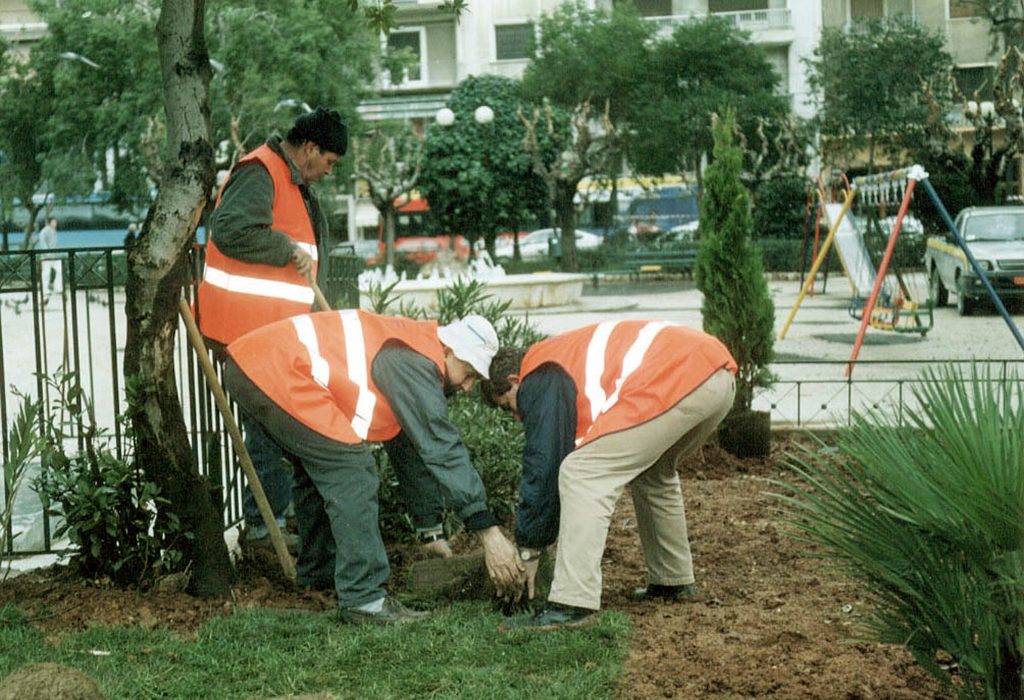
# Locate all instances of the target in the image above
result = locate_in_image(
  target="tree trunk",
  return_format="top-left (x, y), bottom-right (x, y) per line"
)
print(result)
top-left (383, 205), bottom-right (396, 268)
top-left (555, 181), bottom-right (578, 272)
top-left (122, 0), bottom-right (232, 598)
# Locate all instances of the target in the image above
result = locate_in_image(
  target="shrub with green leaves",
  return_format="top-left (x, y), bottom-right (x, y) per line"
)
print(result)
top-left (774, 364), bottom-right (1023, 700)
top-left (1, 392), bottom-right (42, 578)
top-left (32, 372), bottom-right (190, 587)
top-left (367, 276), bottom-right (543, 541)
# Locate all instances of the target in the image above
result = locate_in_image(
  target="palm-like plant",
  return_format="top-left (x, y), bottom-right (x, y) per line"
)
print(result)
top-left (774, 364), bottom-right (1023, 699)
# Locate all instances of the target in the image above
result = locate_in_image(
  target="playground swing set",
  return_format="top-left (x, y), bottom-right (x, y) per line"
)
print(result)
top-left (781, 164), bottom-right (1024, 377)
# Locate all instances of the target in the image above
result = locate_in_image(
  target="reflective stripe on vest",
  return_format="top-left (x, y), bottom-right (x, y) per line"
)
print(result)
top-left (230, 310), bottom-right (444, 444)
top-left (203, 266), bottom-right (315, 305)
top-left (291, 310), bottom-right (377, 440)
top-left (519, 320), bottom-right (738, 448)
top-left (580, 320), bottom-right (671, 445)
top-left (196, 143), bottom-right (318, 345)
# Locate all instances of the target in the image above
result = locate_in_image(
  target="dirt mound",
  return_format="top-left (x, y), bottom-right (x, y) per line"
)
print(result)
top-left (0, 439), bottom-right (953, 698)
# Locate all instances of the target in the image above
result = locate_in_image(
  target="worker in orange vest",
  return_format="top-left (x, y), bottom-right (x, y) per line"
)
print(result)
top-left (482, 320), bottom-right (737, 631)
top-left (196, 107), bottom-right (347, 554)
top-left (223, 310), bottom-right (522, 624)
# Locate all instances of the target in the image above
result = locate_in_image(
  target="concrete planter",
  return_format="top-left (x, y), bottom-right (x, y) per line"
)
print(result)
top-left (359, 272), bottom-right (588, 311)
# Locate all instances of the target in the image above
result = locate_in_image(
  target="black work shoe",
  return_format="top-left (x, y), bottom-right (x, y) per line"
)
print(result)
top-left (338, 597), bottom-right (430, 626)
top-left (500, 602), bottom-right (596, 631)
top-left (632, 583), bottom-right (697, 601)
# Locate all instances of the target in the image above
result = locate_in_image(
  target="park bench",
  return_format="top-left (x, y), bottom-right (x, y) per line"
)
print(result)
top-left (593, 245), bottom-right (698, 286)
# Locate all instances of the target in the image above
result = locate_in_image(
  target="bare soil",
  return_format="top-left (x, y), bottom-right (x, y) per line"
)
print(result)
top-left (0, 438), bottom-right (954, 699)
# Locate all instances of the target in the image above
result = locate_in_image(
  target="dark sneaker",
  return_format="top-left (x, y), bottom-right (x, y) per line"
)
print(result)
top-left (500, 602), bottom-right (596, 632)
top-left (339, 598), bottom-right (431, 626)
top-left (631, 583), bottom-right (697, 602)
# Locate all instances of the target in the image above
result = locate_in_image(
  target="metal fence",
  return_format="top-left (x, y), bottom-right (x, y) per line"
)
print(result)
top-left (1, 245), bottom-right (363, 556)
top-left (1, 248), bottom-right (1017, 555)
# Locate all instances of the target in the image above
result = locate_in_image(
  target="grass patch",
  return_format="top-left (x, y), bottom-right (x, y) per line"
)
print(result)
top-left (0, 602), bottom-right (631, 699)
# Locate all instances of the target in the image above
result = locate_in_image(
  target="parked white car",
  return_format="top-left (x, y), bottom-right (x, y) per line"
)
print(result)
top-left (494, 228), bottom-right (601, 261)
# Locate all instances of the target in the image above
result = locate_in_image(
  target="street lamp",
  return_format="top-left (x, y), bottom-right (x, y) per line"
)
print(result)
top-left (434, 105), bottom-right (494, 127)
top-left (59, 51), bottom-right (100, 69)
top-left (274, 99), bottom-right (312, 113)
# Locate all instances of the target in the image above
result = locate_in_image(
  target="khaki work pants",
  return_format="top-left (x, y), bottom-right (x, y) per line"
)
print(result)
top-left (548, 368), bottom-right (736, 610)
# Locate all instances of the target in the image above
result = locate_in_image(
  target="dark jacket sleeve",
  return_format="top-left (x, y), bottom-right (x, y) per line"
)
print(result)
top-left (514, 363), bottom-right (577, 548)
top-left (209, 161), bottom-right (298, 267)
top-left (371, 343), bottom-right (499, 530)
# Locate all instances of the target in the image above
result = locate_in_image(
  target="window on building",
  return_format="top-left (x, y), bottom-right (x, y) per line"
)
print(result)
top-left (386, 29), bottom-right (424, 85)
top-left (955, 65), bottom-right (995, 100)
top-left (850, 0), bottom-right (884, 17)
top-left (495, 23), bottom-right (533, 61)
top-left (709, 0), bottom-right (769, 12)
top-left (950, 0), bottom-right (985, 18)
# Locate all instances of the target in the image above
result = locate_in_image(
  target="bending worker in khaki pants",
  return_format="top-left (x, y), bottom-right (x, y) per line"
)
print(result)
top-left (482, 320), bottom-right (737, 631)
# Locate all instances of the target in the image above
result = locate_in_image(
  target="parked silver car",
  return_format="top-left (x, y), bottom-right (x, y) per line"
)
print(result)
top-left (924, 206), bottom-right (1024, 315)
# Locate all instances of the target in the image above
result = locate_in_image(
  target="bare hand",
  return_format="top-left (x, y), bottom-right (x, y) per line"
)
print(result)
top-left (478, 526), bottom-right (524, 598)
top-left (291, 246), bottom-right (314, 281)
top-left (422, 537), bottom-right (453, 559)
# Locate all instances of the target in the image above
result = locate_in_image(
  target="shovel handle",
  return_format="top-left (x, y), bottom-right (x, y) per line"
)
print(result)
top-left (177, 299), bottom-right (296, 581)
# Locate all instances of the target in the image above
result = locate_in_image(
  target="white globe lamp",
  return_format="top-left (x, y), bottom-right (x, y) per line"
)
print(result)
top-left (474, 105), bottom-right (494, 125)
top-left (435, 107), bottom-right (456, 127)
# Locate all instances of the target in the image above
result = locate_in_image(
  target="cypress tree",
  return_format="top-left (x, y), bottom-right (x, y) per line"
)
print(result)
top-left (695, 109), bottom-right (775, 413)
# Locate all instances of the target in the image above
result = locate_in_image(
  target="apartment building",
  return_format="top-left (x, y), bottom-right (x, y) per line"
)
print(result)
top-left (360, 0), bottom-right (822, 122)
top-left (824, 0), bottom-right (1000, 113)
top-left (0, 0), bottom-right (45, 60)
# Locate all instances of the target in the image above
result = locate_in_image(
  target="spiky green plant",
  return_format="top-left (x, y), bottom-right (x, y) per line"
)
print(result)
top-left (1, 392), bottom-right (43, 580)
top-left (773, 364), bottom-right (1023, 699)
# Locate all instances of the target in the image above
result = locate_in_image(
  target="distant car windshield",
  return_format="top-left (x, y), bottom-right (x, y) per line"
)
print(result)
top-left (963, 212), bottom-right (1024, 241)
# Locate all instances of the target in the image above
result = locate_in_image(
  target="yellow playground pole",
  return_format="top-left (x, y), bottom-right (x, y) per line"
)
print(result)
top-left (779, 186), bottom-right (858, 340)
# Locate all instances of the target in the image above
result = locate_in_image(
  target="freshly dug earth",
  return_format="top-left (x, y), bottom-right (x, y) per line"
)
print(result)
top-left (0, 438), bottom-right (953, 699)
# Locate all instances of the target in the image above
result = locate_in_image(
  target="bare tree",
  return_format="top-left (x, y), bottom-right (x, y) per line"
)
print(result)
top-left (351, 126), bottom-right (423, 267)
top-left (519, 99), bottom-right (617, 272)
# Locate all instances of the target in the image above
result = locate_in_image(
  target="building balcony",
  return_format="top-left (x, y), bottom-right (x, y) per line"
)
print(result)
top-left (647, 8), bottom-right (794, 44)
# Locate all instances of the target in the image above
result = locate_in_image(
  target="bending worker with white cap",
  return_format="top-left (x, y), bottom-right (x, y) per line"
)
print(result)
top-left (222, 309), bottom-right (522, 624)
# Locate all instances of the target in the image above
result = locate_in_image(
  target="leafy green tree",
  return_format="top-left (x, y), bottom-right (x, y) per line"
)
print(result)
top-left (0, 56), bottom-right (55, 242)
top-left (206, 0), bottom-right (376, 174)
top-left (419, 74), bottom-right (548, 259)
top-left (627, 17), bottom-right (789, 180)
top-left (521, 0), bottom-right (653, 236)
top-left (776, 364), bottom-right (1024, 700)
top-left (695, 110), bottom-right (774, 414)
top-left (26, 0), bottom-right (163, 214)
top-left (806, 16), bottom-right (955, 171)
top-left (753, 175), bottom-right (811, 240)
top-left (521, 0), bottom-right (652, 126)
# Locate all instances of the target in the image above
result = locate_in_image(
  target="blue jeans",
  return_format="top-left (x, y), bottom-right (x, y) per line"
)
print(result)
top-left (241, 412), bottom-right (292, 533)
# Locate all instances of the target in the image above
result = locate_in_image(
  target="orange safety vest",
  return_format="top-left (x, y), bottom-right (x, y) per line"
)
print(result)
top-left (519, 320), bottom-right (737, 448)
top-left (228, 310), bottom-right (444, 444)
top-left (197, 144), bottom-right (318, 345)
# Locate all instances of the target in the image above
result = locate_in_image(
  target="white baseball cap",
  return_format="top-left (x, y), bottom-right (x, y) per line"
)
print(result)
top-left (437, 314), bottom-right (499, 379)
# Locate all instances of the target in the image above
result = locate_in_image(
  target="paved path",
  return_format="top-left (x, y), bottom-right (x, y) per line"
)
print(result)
top-left (513, 277), bottom-right (1024, 427)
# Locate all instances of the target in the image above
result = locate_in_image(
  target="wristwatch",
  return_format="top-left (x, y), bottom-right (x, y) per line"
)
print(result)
top-left (518, 547), bottom-right (542, 562)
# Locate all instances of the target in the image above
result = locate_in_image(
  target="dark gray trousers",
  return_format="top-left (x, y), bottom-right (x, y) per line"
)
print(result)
top-left (223, 360), bottom-right (388, 608)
